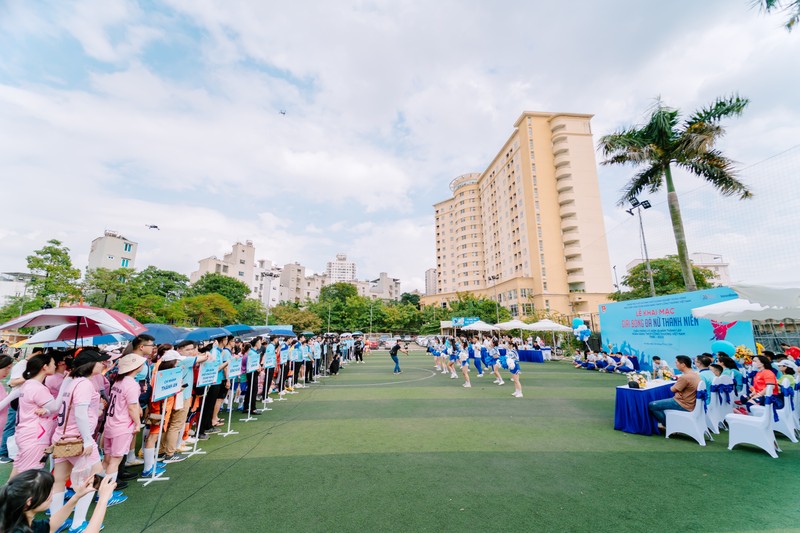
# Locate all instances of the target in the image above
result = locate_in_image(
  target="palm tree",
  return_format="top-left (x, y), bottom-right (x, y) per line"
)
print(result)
top-left (754, 0), bottom-right (800, 31)
top-left (599, 95), bottom-right (752, 292)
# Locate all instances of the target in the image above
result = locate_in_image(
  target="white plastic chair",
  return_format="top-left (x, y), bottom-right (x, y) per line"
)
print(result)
top-left (750, 379), bottom-right (798, 443)
top-left (707, 375), bottom-right (735, 433)
top-left (725, 384), bottom-right (780, 458)
top-left (666, 381), bottom-right (712, 446)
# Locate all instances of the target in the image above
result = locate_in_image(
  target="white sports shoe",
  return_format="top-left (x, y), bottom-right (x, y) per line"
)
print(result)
top-left (450, 374), bottom-right (458, 379)
top-left (463, 382), bottom-right (471, 388)
top-left (512, 391), bottom-right (523, 398)
top-left (497, 380), bottom-right (505, 386)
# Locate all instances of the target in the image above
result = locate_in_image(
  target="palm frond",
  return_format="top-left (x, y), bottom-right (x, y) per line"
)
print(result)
top-left (676, 150), bottom-right (753, 199)
top-left (642, 99), bottom-right (679, 149)
top-left (616, 164), bottom-right (665, 206)
top-left (674, 121), bottom-right (724, 157)
top-left (685, 94), bottom-right (749, 127)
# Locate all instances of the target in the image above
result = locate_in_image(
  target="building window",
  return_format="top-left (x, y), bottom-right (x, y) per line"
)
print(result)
top-left (240, 259), bottom-right (246, 264)
top-left (123, 243), bottom-right (132, 252)
top-left (545, 299), bottom-right (550, 311)
top-left (121, 258), bottom-right (130, 268)
top-left (510, 304), bottom-right (519, 317)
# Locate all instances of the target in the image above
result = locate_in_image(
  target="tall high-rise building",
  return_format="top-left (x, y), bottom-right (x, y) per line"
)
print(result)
top-left (87, 231), bottom-right (137, 271)
top-left (421, 111), bottom-right (613, 318)
top-left (424, 268), bottom-right (438, 296)
top-left (326, 253), bottom-right (356, 283)
top-left (190, 241), bottom-right (256, 287)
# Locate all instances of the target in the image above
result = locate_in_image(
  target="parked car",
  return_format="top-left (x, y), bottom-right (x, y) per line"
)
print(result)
top-left (366, 339), bottom-right (378, 349)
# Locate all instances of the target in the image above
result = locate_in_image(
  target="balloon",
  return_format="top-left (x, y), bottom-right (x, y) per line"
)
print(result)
top-left (711, 340), bottom-right (736, 357)
top-left (572, 318), bottom-right (584, 329)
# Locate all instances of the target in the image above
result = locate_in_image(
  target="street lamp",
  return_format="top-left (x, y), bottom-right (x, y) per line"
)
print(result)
top-left (327, 303), bottom-right (332, 334)
top-left (260, 271), bottom-right (280, 326)
top-left (488, 274), bottom-right (501, 323)
top-left (626, 198), bottom-right (656, 298)
top-left (369, 301), bottom-right (374, 337)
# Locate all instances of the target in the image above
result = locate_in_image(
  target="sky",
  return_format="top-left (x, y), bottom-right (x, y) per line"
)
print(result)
top-left (1, 0), bottom-right (798, 293)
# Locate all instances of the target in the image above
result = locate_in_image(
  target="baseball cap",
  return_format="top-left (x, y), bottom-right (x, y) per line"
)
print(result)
top-left (73, 348), bottom-right (110, 368)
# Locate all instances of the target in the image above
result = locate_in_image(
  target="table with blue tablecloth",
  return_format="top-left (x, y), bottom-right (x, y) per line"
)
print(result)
top-left (614, 380), bottom-right (674, 435)
top-left (517, 349), bottom-right (544, 363)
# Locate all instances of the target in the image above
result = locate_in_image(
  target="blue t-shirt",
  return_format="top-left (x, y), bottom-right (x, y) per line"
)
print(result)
top-left (179, 356), bottom-right (198, 400)
top-left (218, 348), bottom-right (231, 383)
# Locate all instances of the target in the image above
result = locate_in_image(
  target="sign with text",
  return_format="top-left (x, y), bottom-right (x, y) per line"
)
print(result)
top-left (228, 356), bottom-right (243, 378)
top-left (246, 351), bottom-right (260, 373)
top-left (197, 360), bottom-right (219, 387)
top-left (598, 287), bottom-right (755, 369)
top-left (451, 316), bottom-right (479, 327)
top-left (152, 367), bottom-right (183, 402)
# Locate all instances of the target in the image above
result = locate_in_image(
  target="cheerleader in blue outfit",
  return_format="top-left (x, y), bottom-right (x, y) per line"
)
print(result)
top-left (495, 342), bottom-right (524, 397)
top-left (458, 340), bottom-right (472, 388)
top-left (446, 337), bottom-right (458, 379)
top-left (430, 337), bottom-right (443, 372)
top-left (488, 338), bottom-right (504, 385)
top-left (470, 338), bottom-right (484, 377)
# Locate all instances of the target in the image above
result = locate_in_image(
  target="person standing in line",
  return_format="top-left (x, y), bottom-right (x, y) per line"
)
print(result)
top-left (390, 339), bottom-right (407, 374)
top-left (0, 348), bottom-right (41, 464)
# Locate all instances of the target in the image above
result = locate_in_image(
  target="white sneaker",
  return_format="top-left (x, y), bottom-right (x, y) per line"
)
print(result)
top-left (127, 457), bottom-right (144, 466)
top-left (493, 379), bottom-right (500, 384)
top-left (476, 373), bottom-right (483, 377)
top-left (463, 382), bottom-right (471, 388)
top-left (184, 437), bottom-right (198, 444)
top-left (265, 397), bottom-right (274, 403)
top-left (497, 380), bottom-right (505, 386)
top-left (512, 391), bottom-right (523, 398)
top-left (450, 374), bottom-right (458, 379)
top-left (441, 370), bottom-right (448, 374)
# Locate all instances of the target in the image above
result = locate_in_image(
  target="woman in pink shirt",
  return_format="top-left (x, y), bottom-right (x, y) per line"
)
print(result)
top-left (101, 354), bottom-right (145, 483)
top-left (44, 352), bottom-right (70, 399)
top-left (0, 354), bottom-right (59, 479)
top-left (49, 348), bottom-right (125, 531)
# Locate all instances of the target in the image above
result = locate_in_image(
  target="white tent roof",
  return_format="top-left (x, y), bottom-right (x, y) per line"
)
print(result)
top-left (730, 283), bottom-right (800, 309)
top-left (525, 319), bottom-right (573, 332)
top-left (462, 320), bottom-right (499, 331)
top-left (691, 297), bottom-right (800, 322)
top-left (495, 319), bottom-right (530, 330)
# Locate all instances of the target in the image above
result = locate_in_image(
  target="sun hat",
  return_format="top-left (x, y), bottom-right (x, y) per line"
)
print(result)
top-left (117, 354), bottom-right (147, 374)
top-left (776, 358), bottom-right (797, 371)
top-left (160, 350), bottom-right (182, 363)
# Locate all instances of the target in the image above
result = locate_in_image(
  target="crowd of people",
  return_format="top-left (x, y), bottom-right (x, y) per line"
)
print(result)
top-left (424, 335), bottom-right (525, 398)
top-left (0, 332), bottom-right (354, 532)
top-left (643, 349), bottom-right (798, 428)
top-left (572, 350), bottom-right (636, 373)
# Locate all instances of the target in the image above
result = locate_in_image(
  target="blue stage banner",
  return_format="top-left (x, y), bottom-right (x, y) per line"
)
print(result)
top-left (598, 287), bottom-right (755, 370)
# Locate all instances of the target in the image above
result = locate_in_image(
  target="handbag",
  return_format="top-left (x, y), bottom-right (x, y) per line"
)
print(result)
top-left (51, 385), bottom-right (85, 459)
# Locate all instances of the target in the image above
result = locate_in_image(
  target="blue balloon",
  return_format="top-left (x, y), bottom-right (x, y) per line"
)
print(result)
top-left (710, 340), bottom-right (736, 357)
top-left (572, 318), bottom-right (584, 329)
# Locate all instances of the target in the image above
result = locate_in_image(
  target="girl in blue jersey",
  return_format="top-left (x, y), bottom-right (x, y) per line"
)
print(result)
top-left (469, 338), bottom-right (484, 377)
top-left (489, 338), bottom-right (504, 386)
top-left (495, 342), bottom-right (523, 397)
top-left (458, 339), bottom-right (471, 388)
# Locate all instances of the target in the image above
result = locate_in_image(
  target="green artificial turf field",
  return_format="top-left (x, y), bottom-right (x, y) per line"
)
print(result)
top-left (4, 352), bottom-right (799, 532)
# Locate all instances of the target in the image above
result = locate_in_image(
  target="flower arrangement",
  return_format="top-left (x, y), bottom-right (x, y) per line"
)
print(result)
top-left (629, 372), bottom-right (648, 388)
top-left (661, 367), bottom-right (675, 381)
top-left (735, 345), bottom-right (754, 365)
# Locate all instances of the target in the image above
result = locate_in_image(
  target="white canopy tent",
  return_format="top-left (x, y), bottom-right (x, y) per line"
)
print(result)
top-left (494, 319), bottom-right (531, 331)
top-left (526, 319), bottom-right (573, 332)
top-left (461, 320), bottom-right (499, 332)
top-left (691, 283), bottom-right (800, 322)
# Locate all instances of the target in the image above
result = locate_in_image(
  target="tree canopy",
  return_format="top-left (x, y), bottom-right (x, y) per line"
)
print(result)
top-left (609, 256), bottom-right (715, 301)
top-left (26, 239), bottom-right (81, 304)
top-left (189, 273), bottom-right (251, 305)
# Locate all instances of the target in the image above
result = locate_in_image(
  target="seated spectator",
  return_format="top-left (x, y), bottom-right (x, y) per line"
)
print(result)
top-left (739, 355), bottom-right (781, 410)
top-left (709, 363), bottom-right (724, 378)
top-left (695, 355), bottom-right (714, 404)
top-left (651, 356), bottom-right (670, 379)
top-left (718, 356), bottom-right (744, 393)
top-left (648, 355), bottom-right (700, 427)
top-left (775, 358), bottom-right (797, 387)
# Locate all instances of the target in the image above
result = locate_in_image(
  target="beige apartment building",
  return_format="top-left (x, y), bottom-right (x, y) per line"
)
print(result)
top-left (87, 230), bottom-right (137, 271)
top-left (421, 111), bottom-right (613, 320)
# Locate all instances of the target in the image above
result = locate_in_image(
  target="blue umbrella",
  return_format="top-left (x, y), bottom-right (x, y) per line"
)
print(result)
top-left (224, 324), bottom-right (256, 336)
top-left (267, 328), bottom-right (295, 337)
top-left (142, 324), bottom-right (189, 345)
top-left (178, 327), bottom-right (233, 343)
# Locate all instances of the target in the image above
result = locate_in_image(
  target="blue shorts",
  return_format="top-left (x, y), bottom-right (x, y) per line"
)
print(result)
top-left (449, 354), bottom-right (458, 362)
top-left (461, 359), bottom-right (469, 367)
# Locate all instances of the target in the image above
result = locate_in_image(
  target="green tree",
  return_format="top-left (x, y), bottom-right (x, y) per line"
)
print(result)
top-left (182, 294), bottom-right (238, 327)
top-left (83, 267), bottom-right (134, 307)
top-left (26, 239), bottom-right (81, 304)
top-left (399, 292), bottom-right (421, 308)
top-left (756, 0), bottom-right (800, 30)
top-left (270, 303), bottom-right (323, 332)
top-left (609, 256), bottom-right (715, 301)
top-left (599, 95), bottom-right (751, 292)
top-left (318, 283), bottom-right (358, 304)
top-left (448, 293), bottom-right (511, 324)
top-left (236, 298), bottom-right (267, 325)
top-left (115, 294), bottom-right (171, 324)
top-left (189, 273), bottom-right (251, 305)
top-left (129, 267), bottom-right (189, 300)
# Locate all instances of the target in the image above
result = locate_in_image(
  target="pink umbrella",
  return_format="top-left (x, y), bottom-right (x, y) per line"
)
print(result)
top-left (23, 322), bottom-right (128, 345)
top-left (0, 305), bottom-right (147, 339)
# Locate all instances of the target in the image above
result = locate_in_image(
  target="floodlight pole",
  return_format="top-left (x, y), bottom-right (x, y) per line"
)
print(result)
top-left (488, 275), bottom-right (500, 323)
top-left (261, 271), bottom-right (279, 326)
top-left (629, 198), bottom-right (656, 298)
